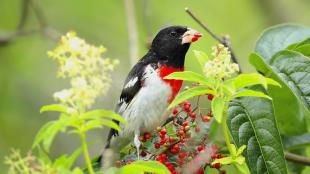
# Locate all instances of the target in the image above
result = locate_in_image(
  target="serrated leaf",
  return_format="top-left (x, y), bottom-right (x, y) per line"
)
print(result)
top-left (169, 86), bottom-right (215, 109)
top-left (119, 160), bottom-right (170, 174)
top-left (227, 87), bottom-right (288, 174)
top-left (232, 90), bottom-right (272, 100)
top-left (193, 50), bottom-right (209, 67)
top-left (211, 97), bottom-right (225, 123)
top-left (82, 109), bottom-right (125, 123)
top-left (40, 104), bottom-right (68, 113)
top-left (255, 24), bottom-right (310, 63)
top-left (249, 53), bottom-right (308, 135)
top-left (164, 71), bottom-right (214, 86)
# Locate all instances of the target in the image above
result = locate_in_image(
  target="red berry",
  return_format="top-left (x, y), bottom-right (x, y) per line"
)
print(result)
top-left (177, 130), bottom-right (184, 135)
top-left (178, 159), bottom-right (184, 166)
top-left (211, 154), bottom-right (217, 159)
top-left (184, 101), bottom-right (191, 107)
top-left (140, 150), bottom-right (147, 157)
top-left (160, 129), bottom-right (167, 135)
top-left (184, 107), bottom-right (191, 113)
top-left (172, 108), bottom-right (178, 115)
top-left (161, 154), bottom-right (167, 160)
top-left (154, 143), bottom-right (161, 149)
top-left (214, 163), bottom-right (221, 169)
top-left (217, 154), bottom-right (223, 159)
top-left (181, 122), bottom-right (188, 127)
top-left (207, 94), bottom-right (214, 100)
top-left (144, 132), bottom-right (151, 140)
top-left (179, 137), bottom-right (185, 143)
top-left (197, 145), bottom-right (204, 151)
top-left (207, 111), bottom-right (213, 117)
top-left (167, 165), bottom-right (175, 172)
top-left (164, 161), bottom-right (171, 166)
top-left (202, 116), bottom-right (211, 122)
top-left (189, 112), bottom-right (196, 119)
top-left (173, 144), bottom-right (180, 151)
top-left (178, 152), bottom-right (185, 159)
top-left (197, 167), bottom-right (204, 174)
top-left (160, 137), bottom-right (167, 144)
top-left (170, 148), bottom-right (177, 154)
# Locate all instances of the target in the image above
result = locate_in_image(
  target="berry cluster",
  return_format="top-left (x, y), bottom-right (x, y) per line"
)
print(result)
top-left (118, 100), bottom-right (226, 174)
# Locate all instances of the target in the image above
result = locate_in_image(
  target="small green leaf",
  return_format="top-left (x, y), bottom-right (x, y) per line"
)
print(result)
top-left (212, 156), bottom-right (233, 165)
top-left (84, 119), bottom-right (121, 132)
top-left (119, 160), bottom-right (170, 174)
top-left (164, 71), bottom-right (214, 86)
top-left (229, 73), bottom-right (281, 90)
top-left (231, 90), bottom-right (272, 100)
top-left (229, 143), bottom-right (237, 156)
top-left (169, 86), bottom-right (215, 109)
top-left (211, 97), bottom-right (225, 123)
top-left (82, 109), bottom-right (126, 123)
top-left (193, 50), bottom-right (209, 67)
top-left (237, 145), bottom-right (247, 156)
top-left (235, 156), bottom-right (246, 165)
top-left (40, 104), bottom-right (68, 113)
top-left (234, 162), bottom-right (251, 174)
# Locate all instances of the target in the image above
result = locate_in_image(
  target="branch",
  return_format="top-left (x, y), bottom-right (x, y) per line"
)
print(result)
top-left (124, 0), bottom-right (138, 67)
top-left (185, 7), bottom-right (242, 73)
top-left (285, 152), bottom-right (310, 166)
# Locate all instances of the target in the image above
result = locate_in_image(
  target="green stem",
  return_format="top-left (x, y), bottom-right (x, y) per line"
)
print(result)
top-left (80, 132), bottom-right (95, 174)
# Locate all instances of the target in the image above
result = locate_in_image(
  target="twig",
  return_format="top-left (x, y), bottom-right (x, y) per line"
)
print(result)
top-left (185, 7), bottom-right (242, 73)
top-left (285, 152), bottom-right (310, 166)
top-left (124, 0), bottom-right (138, 67)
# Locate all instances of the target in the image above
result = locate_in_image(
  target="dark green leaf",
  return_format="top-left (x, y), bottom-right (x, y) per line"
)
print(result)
top-left (249, 53), bottom-right (308, 135)
top-left (255, 24), bottom-right (310, 63)
top-left (227, 87), bottom-right (288, 174)
top-left (282, 133), bottom-right (310, 150)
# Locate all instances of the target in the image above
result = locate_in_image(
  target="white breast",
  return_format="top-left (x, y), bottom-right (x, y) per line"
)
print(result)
top-left (121, 65), bottom-right (171, 136)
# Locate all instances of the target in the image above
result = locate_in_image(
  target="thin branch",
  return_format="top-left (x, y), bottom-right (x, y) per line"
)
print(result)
top-left (285, 152), bottom-right (310, 166)
top-left (185, 7), bottom-right (242, 73)
top-left (124, 0), bottom-right (138, 67)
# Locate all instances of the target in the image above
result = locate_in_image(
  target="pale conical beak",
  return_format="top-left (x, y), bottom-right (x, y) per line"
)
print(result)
top-left (181, 28), bottom-right (202, 44)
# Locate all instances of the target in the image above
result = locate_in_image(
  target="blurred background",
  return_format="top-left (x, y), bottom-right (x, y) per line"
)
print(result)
top-left (0, 0), bottom-right (309, 172)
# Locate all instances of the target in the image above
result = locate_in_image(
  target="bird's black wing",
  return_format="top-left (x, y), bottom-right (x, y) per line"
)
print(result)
top-left (105, 57), bottom-right (158, 148)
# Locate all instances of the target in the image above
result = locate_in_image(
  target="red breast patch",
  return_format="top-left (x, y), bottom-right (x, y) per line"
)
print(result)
top-left (158, 64), bottom-right (184, 103)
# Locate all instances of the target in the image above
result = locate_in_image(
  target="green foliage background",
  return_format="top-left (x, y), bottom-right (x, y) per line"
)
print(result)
top-left (0, 0), bottom-right (309, 172)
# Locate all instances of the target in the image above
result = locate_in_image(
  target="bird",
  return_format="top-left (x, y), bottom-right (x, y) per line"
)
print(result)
top-left (100, 25), bottom-right (201, 168)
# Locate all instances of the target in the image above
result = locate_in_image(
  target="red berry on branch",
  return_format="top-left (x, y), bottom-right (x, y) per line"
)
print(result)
top-left (167, 165), bottom-right (175, 172)
top-left (214, 163), bottom-right (221, 169)
top-left (202, 116), bottom-right (211, 122)
top-left (197, 145), bottom-right (204, 151)
top-left (189, 112), bottom-right (196, 119)
top-left (172, 108), bottom-right (178, 115)
top-left (144, 132), bottom-right (151, 140)
top-left (160, 129), bottom-right (167, 135)
top-left (164, 161), bottom-right (171, 166)
top-left (180, 137), bottom-right (186, 143)
top-left (197, 167), bottom-right (204, 174)
top-left (140, 150), bottom-right (147, 157)
top-left (184, 101), bottom-right (191, 107)
top-left (178, 159), bottom-right (184, 166)
top-left (210, 154), bottom-right (217, 159)
top-left (161, 153), bottom-right (167, 160)
top-left (207, 94), bottom-right (214, 100)
top-left (178, 152), bottom-right (185, 159)
top-left (173, 144), bottom-right (180, 151)
top-left (177, 130), bottom-right (184, 135)
top-left (154, 143), bottom-right (161, 149)
top-left (181, 122), bottom-right (188, 127)
top-left (170, 148), bottom-right (177, 154)
top-left (217, 154), bottom-right (223, 159)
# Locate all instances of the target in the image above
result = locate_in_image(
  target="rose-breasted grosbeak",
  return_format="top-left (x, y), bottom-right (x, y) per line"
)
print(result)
top-left (101, 26), bottom-right (201, 167)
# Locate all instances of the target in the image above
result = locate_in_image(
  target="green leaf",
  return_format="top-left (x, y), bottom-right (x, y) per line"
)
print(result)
top-left (211, 97), bottom-right (225, 123)
top-left (234, 162), bottom-right (251, 174)
top-left (119, 160), bottom-right (170, 174)
top-left (40, 104), bottom-right (69, 114)
top-left (288, 37), bottom-right (310, 56)
top-left (227, 87), bottom-right (288, 174)
top-left (169, 86), bottom-right (215, 109)
top-left (32, 115), bottom-right (69, 151)
top-left (193, 50), bottom-right (209, 67)
top-left (164, 71), bottom-right (214, 86)
top-left (82, 109), bottom-right (126, 123)
top-left (282, 133), bottom-right (310, 150)
top-left (232, 90), bottom-right (272, 100)
top-left (237, 145), bottom-right (247, 156)
top-left (229, 73), bottom-right (281, 90)
top-left (84, 119), bottom-right (121, 132)
top-left (212, 156), bottom-right (233, 165)
top-left (249, 53), bottom-right (308, 135)
top-left (255, 24), bottom-right (310, 63)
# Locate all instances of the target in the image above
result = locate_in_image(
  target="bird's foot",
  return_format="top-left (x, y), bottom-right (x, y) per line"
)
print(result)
top-left (134, 134), bottom-right (141, 160)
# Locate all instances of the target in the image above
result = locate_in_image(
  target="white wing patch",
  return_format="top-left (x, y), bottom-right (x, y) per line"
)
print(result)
top-left (124, 77), bottom-right (138, 89)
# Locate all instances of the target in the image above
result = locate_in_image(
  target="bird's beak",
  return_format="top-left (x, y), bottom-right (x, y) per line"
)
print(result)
top-left (181, 28), bottom-right (202, 44)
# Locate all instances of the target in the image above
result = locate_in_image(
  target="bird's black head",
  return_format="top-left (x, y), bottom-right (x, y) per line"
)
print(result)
top-left (150, 26), bottom-right (201, 68)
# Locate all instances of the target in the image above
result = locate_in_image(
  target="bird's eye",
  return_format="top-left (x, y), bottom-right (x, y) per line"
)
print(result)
top-left (169, 31), bottom-right (177, 37)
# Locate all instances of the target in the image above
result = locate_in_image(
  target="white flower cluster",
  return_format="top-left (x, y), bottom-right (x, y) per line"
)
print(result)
top-left (48, 31), bottom-right (119, 110)
top-left (203, 44), bottom-right (239, 79)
